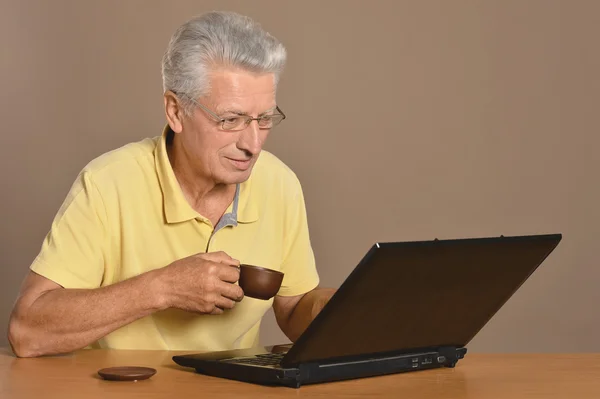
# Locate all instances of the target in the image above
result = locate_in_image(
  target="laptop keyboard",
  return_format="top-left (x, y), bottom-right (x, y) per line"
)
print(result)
top-left (221, 352), bottom-right (286, 367)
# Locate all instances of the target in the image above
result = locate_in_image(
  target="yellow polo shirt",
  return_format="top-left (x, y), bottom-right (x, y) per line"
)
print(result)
top-left (30, 127), bottom-right (319, 350)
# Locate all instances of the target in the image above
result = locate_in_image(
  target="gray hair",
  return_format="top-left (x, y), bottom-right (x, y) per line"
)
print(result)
top-left (161, 11), bottom-right (287, 115)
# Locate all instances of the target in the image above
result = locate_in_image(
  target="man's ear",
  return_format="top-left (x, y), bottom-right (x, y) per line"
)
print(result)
top-left (164, 91), bottom-right (184, 134)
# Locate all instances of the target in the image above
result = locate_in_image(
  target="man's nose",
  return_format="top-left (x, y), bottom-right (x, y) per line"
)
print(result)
top-left (237, 121), bottom-right (264, 155)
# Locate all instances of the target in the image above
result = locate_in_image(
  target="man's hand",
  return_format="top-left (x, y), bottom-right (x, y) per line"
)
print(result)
top-left (156, 251), bottom-right (244, 315)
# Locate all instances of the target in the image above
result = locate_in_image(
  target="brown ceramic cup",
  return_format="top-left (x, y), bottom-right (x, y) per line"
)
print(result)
top-left (238, 264), bottom-right (284, 300)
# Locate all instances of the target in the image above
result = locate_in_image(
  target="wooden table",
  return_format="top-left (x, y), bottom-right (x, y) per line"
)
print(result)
top-left (1, 348), bottom-right (599, 398)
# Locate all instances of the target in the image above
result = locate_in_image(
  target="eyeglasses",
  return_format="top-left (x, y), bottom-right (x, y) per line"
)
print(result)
top-left (175, 92), bottom-right (286, 132)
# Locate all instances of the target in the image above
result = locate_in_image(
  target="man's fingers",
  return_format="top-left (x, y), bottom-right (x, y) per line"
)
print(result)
top-left (215, 296), bottom-right (236, 310)
top-left (210, 307), bottom-right (224, 315)
top-left (218, 280), bottom-right (245, 302)
top-left (201, 251), bottom-right (240, 266)
top-left (217, 264), bottom-right (241, 283)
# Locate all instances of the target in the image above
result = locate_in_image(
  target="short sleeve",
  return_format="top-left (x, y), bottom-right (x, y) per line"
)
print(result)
top-left (277, 177), bottom-right (320, 296)
top-left (30, 170), bottom-right (108, 289)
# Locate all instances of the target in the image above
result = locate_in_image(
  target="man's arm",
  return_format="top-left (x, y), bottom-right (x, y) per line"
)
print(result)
top-left (8, 270), bottom-right (165, 358)
top-left (8, 252), bottom-right (243, 358)
top-left (273, 287), bottom-right (336, 342)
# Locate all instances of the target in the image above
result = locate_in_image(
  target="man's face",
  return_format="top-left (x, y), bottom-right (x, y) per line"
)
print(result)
top-left (179, 68), bottom-right (276, 185)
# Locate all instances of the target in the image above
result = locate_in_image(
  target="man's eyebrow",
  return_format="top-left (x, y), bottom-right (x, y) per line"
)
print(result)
top-left (258, 106), bottom-right (278, 116)
top-left (219, 106), bottom-right (278, 117)
top-left (220, 109), bottom-right (248, 116)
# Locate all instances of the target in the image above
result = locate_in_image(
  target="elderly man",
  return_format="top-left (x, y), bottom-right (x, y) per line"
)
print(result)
top-left (8, 11), bottom-right (335, 358)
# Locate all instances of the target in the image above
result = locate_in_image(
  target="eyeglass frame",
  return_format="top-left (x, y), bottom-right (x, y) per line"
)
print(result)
top-left (172, 91), bottom-right (286, 132)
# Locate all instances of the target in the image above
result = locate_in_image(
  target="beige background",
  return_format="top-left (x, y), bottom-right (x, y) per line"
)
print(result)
top-left (1, 0), bottom-right (598, 352)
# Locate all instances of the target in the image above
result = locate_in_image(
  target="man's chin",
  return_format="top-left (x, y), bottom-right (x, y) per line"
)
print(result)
top-left (220, 169), bottom-right (253, 185)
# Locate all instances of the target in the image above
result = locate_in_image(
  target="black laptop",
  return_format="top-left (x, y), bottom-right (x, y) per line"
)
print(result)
top-left (173, 233), bottom-right (562, 388)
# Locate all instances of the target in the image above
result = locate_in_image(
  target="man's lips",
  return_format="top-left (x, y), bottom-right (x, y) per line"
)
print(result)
top-left (226, 157), bottom-right (252, 170)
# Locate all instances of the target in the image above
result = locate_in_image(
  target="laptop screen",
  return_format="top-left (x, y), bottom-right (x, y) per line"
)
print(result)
top-left (282, 234), bottom-right (562, 366)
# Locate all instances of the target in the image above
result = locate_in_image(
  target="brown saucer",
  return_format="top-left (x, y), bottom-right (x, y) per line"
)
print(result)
top-left (97, 366), bottom-right (157, 381)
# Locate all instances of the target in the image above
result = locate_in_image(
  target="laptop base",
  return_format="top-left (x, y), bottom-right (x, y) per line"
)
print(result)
top-left (173, 346), bottom-right (467, 388)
